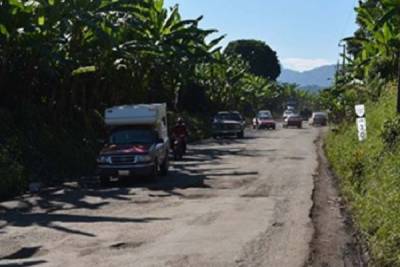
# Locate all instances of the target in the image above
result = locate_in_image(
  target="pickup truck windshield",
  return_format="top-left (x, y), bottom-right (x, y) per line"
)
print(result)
top-left (258, 116), bottom-right (272, 120)
top-left (258, 112), bottom-right (271, 117)
top-left (215, 114), bottom-right (241, 121)
top-left (314, 115), bottom-right (326, 119)
top-left (110, 129), bottom-right (156, 145)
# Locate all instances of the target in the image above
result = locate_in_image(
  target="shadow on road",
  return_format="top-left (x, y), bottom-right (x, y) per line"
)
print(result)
top-left (1, 246), bottom-right (42, 260)
top-left (0, 131), bottom-right (264, 238)
top-left (1, 211), bottom-right (169, 238)
top-left (0, 260), bottom-right (47, 267)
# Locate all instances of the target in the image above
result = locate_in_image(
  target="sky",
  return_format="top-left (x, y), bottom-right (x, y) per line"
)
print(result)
top-left (164, 0), bottom-right (358, 72)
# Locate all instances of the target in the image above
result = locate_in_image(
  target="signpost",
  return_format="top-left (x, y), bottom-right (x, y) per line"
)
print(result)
top-left (355, 104), bottom-right (367, 141)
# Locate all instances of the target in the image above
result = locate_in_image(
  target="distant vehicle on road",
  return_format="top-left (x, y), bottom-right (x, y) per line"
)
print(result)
top-left (97, 104), bottom-right (169, 184)
top-left (253, 111), bottom-right (276, 130)
top-left (258, 110), bottom-right (272, 117)
top-left (309, 112), bottom-right (328, 126)
top-left (283, 114), bottom-right (303, 128)
top-left (282, 109), bottom-right (295, 120)
top-left (212, 111), bottom-right (246, 138)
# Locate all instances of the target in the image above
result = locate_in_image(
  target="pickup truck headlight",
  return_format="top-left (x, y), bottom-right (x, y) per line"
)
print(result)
top-left (97, 156), bottom-right (111, 164)
top-left (135, 155), bottom-right (152, 163)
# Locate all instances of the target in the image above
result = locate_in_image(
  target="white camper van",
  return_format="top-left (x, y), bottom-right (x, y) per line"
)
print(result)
top-left (96, 104), bottom-right (169, 184)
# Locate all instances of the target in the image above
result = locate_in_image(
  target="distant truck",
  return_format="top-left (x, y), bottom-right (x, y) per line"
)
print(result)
top-left (96, 104), bottom-right (169, 184)
top-left (212, 111), bottom-right (246, 138)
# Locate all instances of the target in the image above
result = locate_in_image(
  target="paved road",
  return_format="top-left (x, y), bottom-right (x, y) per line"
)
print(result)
top-left (0, 125), bottom-right (319, 267)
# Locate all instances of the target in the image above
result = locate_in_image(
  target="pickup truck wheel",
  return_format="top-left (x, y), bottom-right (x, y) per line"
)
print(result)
top-left (149, 161), bottom-right (158, 181)
top-left (99, 176), bottom-right (110, 186)
top-left (237, 131), bottom-right (244, 139)
top-left (160, 157), bottom-right (169, 176)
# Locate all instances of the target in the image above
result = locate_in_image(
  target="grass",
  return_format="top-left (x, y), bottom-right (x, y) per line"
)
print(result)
top-left (325, 85), bottom-right (400, 266)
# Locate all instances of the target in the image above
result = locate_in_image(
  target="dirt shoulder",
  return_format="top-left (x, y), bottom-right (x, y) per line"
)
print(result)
top-left (307, 130), bottom-right (366, 267)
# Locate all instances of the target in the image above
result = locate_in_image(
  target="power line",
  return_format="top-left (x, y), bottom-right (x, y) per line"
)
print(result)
top-left (339, 0), bottom-right (358, 40)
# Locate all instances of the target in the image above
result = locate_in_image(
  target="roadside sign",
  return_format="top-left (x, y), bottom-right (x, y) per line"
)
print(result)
top-left (355, 104), bottom-right (367, 142)
top-left (356, 117), bottom-right (367, 141)
top-left (355, 104), bottom-right (365, 118)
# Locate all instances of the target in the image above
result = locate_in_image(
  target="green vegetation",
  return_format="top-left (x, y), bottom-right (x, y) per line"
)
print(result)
top-left (325, 86), bottom-right (400, 266)
top-left (0, 0), bottom-right (315, 199)
top-left (224, 39), bottom-right (281, 80)
top-left (323, 1), bottom-right (400, 265)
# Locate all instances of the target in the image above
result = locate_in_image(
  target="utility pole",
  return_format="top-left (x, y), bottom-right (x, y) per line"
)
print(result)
top-left (339, 41), bottom-right (347, 71)
top-left (335, 60), bottom-right (340, 84)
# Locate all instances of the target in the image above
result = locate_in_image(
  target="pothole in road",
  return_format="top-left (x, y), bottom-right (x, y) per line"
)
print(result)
top-left (284, 156), bottom-right (306, 161)
top-left (241, 185), bottom-right (271, 198)
top-left (180, 193), bottom-right (215, 200)
top-left (109, 241), bottom-right (144, 250)
top-left (241, 193), bottom-right (270, 198)
top-left (188, 211), bottom-right (220, 226)
top-left (130, 199), bottom-right (161, 204)
top-left (272, 222), bottom-right (284, 227)
top-left (215, 177), bottom-right (257, 190)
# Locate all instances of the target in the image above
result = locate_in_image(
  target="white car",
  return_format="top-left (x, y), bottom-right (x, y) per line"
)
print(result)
top-left (282, 110), bottom-right (294, 119)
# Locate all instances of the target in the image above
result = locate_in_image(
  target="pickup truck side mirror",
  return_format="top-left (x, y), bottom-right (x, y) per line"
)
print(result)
top-left (156, 138), bottom-right (164, 144)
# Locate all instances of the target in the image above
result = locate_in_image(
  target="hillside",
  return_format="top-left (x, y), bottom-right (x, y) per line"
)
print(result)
top-left (278, 65), bottom-right (336, 89)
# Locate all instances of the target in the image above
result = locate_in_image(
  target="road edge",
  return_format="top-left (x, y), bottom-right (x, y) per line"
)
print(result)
top-left (305, 130), bottom-right (368, 267)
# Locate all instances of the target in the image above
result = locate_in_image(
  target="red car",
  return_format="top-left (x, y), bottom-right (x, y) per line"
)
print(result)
top-left (253, 114), bottom-right (276, 130)
top-left (283, 114), bottom-right (303, 128)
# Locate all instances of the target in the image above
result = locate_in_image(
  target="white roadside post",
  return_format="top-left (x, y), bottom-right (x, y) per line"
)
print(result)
top-left (355, 104), bottom-right (367, 142)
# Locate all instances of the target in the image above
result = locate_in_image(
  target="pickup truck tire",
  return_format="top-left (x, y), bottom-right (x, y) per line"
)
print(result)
top-left (160, 157), bottom-right (169, 176)
top-left (149, 161), bottom-right (158, 181)
top-left (237, 131), bottom-right (244, 139)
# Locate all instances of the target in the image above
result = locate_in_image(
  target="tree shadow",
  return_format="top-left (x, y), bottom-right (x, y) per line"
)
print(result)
top-left (0, 131), bottom-right (264, 238)
top-left (1, 247), bottom-right (42, 260)
top-left (1, 211), bottom-right (169, 238)
top-left (0, 260), bottom-right (47, 267)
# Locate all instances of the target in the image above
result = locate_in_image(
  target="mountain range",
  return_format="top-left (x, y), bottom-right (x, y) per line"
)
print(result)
top-left (278, 64), bottom-right (336, 91)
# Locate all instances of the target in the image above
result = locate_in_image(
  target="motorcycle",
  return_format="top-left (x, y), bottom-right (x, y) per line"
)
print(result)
top-left (172, 135), bottom-right (186, 160)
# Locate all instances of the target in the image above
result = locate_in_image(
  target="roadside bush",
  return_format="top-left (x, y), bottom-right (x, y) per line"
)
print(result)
top-left (0, 146), bottom-right (26, 200)
top-left (0, 106), bottom-right (102, 198)
top-left (381, 115), bottom-right (400, 149)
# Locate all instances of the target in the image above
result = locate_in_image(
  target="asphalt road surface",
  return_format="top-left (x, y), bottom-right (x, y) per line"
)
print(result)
top-left (0, 124), bottom-right (320, 267)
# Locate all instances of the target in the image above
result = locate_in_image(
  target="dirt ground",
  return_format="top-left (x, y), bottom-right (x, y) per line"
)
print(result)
top-left (0, 124), bottom-right (360, 267)
top-left (307, 131), bottom-right (366, 267)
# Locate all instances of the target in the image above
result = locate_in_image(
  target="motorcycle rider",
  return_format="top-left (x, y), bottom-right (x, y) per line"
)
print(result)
top-left (171, 117), bottom-right (188, 153)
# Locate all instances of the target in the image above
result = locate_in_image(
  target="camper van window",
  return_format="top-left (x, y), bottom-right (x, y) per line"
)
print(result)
top-left (110, 129), bottom-right (156, 145)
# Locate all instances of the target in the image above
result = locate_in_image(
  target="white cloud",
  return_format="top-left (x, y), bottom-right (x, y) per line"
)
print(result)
top-left (281, 58), bottom-right (334, 72)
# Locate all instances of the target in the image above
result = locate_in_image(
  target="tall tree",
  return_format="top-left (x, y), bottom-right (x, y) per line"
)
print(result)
top-left (224, 39), bottom-right (281, 80)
